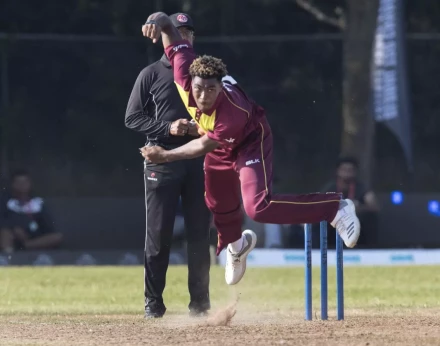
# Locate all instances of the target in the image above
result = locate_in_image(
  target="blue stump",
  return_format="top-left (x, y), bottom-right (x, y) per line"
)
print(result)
top-left (304, 223), bottom-right (312, 321)
top-left (336, 233), bottom-right (344, 320)
top-left (320, 221), bottom-right (328, 320)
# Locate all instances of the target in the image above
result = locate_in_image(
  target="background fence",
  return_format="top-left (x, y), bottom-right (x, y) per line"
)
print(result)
top-left (1, 33), bottom-right (440, 197)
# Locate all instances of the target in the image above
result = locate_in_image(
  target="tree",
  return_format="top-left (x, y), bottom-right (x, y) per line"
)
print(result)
top-left (295, 0), bottom-right (379, 187)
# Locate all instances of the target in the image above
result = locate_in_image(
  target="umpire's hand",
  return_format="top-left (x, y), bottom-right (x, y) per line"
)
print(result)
top-left (170, 119), bottom-right (189, 136)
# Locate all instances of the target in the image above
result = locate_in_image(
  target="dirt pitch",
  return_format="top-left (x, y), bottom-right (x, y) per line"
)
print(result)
top-left (2, 266), bottom-right (440, 345)
top-left (2, 309), bottom-right (440, 346)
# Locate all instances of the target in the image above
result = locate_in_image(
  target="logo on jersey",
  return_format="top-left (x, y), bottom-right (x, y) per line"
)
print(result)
top-left (177, 14), bottom-right (188, 23)
top-left (173, 44), bottom-right (189, 52)
top-left (225, 138), bottom-right (235, 143)
top-left (246, 159), bottom-right (260, 166)
top-left (147, 172), bottom-right (158, 181)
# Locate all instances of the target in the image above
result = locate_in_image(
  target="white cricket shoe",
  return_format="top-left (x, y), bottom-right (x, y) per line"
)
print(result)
top-left (331, 199), bottom-right (361, 248)
top-left (225, 230), bottom-right (257, 285)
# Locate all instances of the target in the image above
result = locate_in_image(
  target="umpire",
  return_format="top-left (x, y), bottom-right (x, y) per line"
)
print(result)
top-left (125, 13), bottom-right (211, 318)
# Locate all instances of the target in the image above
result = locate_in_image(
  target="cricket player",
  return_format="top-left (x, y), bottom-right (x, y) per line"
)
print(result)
top-left (140, 12), bottom-right (361, 286)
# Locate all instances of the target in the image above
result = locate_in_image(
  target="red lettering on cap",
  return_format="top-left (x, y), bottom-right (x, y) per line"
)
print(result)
top-left (177, 14), bottom-right (188, 23)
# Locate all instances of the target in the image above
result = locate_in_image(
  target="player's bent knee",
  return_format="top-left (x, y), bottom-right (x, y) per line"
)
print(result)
top-left (243, 204), bottom-right (267, 223)
top-left (211, 207), bottom-right (242, 224)
top-left (249, 211), bottom-right (267, 223)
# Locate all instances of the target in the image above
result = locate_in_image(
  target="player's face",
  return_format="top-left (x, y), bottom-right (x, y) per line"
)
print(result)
top-left (337, 163), bottom-right (357, 182)
top-left (12, 175), bottom-right (32, 195)
top-left (191, 77), bottom-right (222, 113)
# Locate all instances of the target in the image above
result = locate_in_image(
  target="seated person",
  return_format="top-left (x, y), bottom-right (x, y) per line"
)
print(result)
top-left (322, 157), bottom-right (379, 247)
top-left (0, 169), bottom-right (62, 253)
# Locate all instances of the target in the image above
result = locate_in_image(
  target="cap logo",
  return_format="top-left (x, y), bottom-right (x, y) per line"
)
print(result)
top-left (177, 14), bottom-right (188, 23)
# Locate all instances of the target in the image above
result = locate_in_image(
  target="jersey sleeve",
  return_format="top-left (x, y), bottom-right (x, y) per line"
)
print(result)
top-left (165, 40), bottom-right (196, 92)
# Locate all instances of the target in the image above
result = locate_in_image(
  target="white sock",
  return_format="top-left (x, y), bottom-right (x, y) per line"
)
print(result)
top-left (229, 235), bottom-right (245, 254)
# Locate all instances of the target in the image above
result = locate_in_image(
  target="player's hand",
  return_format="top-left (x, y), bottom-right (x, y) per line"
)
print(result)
top-left (140, 145), bottom-right (167, 163)
top-left (170, 119), bottom-right (189, 136)
top-left (142, 19), bottom-right (161, 43)
top-left (187, 121), bottom-right (200, 137)
top-left (189, 119), bottom-right (206, 136)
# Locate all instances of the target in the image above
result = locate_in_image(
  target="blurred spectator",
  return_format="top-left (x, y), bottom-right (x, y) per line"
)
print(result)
top-left (0, 169), bottom-right (62, 254)
top-left (321, 157), bottom-right (379, 247)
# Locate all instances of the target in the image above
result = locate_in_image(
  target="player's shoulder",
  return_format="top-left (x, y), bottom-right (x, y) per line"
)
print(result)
top-left (221, 80), bottom-right (251, 116)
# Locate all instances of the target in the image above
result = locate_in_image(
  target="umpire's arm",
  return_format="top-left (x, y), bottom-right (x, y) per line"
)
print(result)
top-left (125, 67), bottom-right (172, 137)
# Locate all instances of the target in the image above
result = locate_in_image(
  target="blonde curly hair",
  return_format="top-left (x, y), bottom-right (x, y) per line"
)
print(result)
top-left (189, 55), bottom-right (228, 81)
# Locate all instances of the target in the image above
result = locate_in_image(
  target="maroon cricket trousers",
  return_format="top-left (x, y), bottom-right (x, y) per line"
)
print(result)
top-left (204, 117), bottom-right (341, 255)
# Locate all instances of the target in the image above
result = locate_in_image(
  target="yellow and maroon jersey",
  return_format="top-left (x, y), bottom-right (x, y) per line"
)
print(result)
top-left (165, 40), bottom-right (265, 151)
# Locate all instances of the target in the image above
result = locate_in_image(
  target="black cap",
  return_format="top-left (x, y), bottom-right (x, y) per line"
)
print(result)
top-left (169, 13), bottom-right (194, 31)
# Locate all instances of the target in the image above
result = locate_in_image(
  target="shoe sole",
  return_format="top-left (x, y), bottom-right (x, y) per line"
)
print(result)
top-left (345, 199), bottom-right (361, 248)
top-left (226, 229), bottom-right (257, 285)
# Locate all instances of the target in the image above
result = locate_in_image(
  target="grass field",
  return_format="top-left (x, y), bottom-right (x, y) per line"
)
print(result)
top-left (1, 265), bottom-right (440, 345)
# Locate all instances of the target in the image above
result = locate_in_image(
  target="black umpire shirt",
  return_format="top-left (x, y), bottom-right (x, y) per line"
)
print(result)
top-left (125, 55), bottom-right (194, 148)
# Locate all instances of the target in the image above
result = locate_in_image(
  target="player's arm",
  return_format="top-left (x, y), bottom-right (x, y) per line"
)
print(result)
top-left (141, 135), bottom-right (219, 163)
top-left (166, 135), bottom-right (219, 161)
top-left (142, 12), bottom-right (195, 92)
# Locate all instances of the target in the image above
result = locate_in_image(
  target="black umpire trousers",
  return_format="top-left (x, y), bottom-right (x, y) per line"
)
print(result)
top-left (143, 155), bottom-right (211, 313)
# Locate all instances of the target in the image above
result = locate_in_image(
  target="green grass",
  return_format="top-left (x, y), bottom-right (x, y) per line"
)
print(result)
top-left (0, 265), bottom-right (440, 315)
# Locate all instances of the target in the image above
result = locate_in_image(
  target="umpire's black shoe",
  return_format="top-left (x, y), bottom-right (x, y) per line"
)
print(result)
top-left (188, 302), bottom-right (210, 318)
top-left (144, 301), bottom-right (166, 319)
